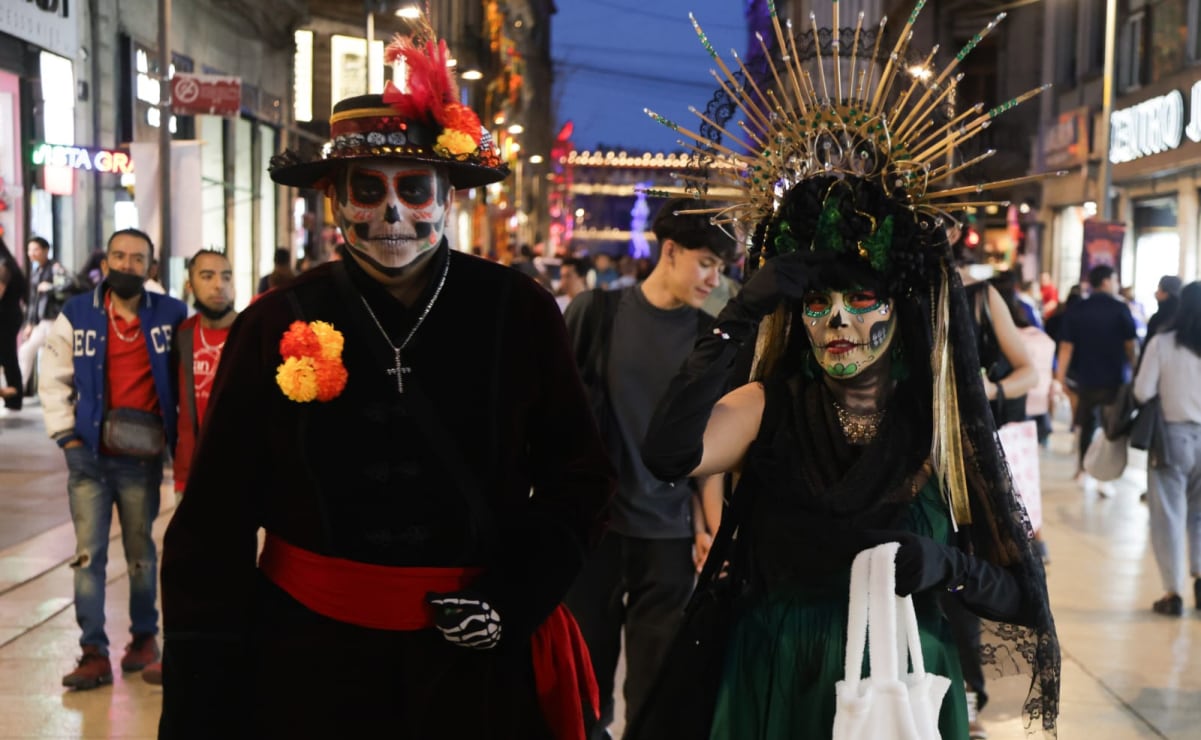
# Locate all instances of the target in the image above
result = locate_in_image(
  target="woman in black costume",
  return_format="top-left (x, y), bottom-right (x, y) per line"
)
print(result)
top-left (627, 3), bottom-right (1060, 737)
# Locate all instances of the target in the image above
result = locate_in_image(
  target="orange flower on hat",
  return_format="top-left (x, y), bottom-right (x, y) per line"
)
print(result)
top-left (276, 320), bottom-right (347, 403)
top-left (442, 104), bottom-right (482, 144)
top-left (436, 129), bottom-right (479, 157)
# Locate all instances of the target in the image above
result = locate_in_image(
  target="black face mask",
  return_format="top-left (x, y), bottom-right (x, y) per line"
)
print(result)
top-left (193, 299), bottom-right (233, 321)
top-left (106, 269), bottom-right (146, 300)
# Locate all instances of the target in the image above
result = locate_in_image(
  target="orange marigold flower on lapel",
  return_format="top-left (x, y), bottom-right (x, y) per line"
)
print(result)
top-left (280, 321), bottom-right (321, 359)
top-left (276, 320), bottom-right (348, 402)
top-left (314, 358), bottom-right (349, 401)
top-left (276, 356), bottom-right (319, 402)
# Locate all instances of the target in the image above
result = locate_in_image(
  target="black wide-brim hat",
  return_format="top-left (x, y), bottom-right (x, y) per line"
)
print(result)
top-left (269, 94), bottom-right (509, 190)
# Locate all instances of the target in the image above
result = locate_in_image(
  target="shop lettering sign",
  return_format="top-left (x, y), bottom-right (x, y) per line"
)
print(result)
top-left (31, 143), bottom-right (134, 174)
top-left (0, 0), bottom-right (77, 58)
top-left (1110, 81), bottom-right (1201, 164)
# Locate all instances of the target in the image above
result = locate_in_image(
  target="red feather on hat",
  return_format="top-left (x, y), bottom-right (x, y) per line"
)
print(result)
top-left (383, 35), bottom-right (459, 128)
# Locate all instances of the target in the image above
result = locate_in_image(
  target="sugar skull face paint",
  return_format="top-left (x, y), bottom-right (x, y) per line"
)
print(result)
top-left (801, 288), bottom-right (896, 379)
top-left (332, 159), bottom-right (451, 273)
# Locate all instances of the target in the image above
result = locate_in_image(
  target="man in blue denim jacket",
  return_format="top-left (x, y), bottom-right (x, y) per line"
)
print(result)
top-left (39, 228), bottom-right (186, 690)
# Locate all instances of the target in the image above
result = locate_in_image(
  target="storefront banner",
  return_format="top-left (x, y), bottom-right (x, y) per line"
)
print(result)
top-left (171, 73), bottom-right (241, 118)
top-left (0, 1), bottom-right (78, 60)
top-left (129, 141), bottom-right (202, 260)
top-left (1081, 219), bottom-right (1126, 283)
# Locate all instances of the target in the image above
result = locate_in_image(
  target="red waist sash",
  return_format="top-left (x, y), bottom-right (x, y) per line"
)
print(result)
top-left (258, 534), bottom-right (599, 740)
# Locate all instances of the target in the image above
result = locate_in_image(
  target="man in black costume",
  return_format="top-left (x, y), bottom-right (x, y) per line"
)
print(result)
top-left (158, 23), bottom-right (613, 739)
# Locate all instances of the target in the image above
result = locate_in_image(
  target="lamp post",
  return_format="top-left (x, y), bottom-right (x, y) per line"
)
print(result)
top-left (1098, 0), bottom-right (1118, 221)
top-left (157, 0), bottom-right (172, 287)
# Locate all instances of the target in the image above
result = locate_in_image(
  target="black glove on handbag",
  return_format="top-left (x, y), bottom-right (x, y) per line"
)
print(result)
top-left (641, 254), bottom-right (812, 482)
top-left (862, 530), bottom-right (1029, 624)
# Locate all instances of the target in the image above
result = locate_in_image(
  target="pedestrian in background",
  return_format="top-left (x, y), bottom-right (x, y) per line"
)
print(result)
top-left (1056, 265), bottom-right (1138, 491)
top-left (1134, 281), bottom-right (1201, 616)
top-left (256, 247), bottom-right (295, 295)
top-left (141, 248), bottom-right (237, 685)
top-left (39, 228), bottom-right (187, 690)
top-left (557, 255), bottom-right (591, 312)
top-left (0, 236), bottom-right (27, 410)
top-left (1144, 275), bottom-right (1182, 354)
top-left (563, 197), bottom-right (735, 739)
top-left (18, 236), bottom-right (72, 396)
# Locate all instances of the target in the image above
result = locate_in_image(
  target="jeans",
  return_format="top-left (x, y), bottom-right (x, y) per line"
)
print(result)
top-left (1147, 423), bottom-right (1201, 595)
top-left (564, 533), bottom-right (695, 738)
top-left (65, 446), bottom-right (162, 654)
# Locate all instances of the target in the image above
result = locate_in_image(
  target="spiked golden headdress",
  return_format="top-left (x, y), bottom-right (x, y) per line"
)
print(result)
top-left (644, 0), bottom-right (1061, 240)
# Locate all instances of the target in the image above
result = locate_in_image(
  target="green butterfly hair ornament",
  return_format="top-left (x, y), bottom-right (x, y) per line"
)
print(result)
top-left (774, 220), bottom-right (800, 254)
top-left (860, 214), bottom-right (894, 273)
top-left (813, 199), bottom-right (847, 254)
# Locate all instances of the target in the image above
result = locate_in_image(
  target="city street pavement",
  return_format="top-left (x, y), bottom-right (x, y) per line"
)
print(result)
top-left (0, 401), bottom-right (72, 551)
top-left (1, 406), bottom-right (1200, 738)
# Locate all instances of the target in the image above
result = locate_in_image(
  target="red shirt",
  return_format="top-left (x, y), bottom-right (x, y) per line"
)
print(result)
top-left (192, 323), bottom-right (230, 424)
top-left (174, 314), bottom-right (231, 492)
top-left (105, 293), bottom-right (159, 414)
top-left (102, 293), bottom-right (161, 457)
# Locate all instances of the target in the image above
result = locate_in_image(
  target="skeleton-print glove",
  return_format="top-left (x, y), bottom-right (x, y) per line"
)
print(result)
top-left (426, 591), bottom-right (503, 650)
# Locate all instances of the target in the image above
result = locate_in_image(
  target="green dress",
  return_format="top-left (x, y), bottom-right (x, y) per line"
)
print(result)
top-left (708, 480), bottom-right (969, 739)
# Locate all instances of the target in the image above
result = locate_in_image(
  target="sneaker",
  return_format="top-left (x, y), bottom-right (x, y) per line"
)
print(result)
top-left (141, 660), bottom-right (163, 685)
top-left (969, 719), bottom-right (989, 739)
top-left (62, 646), bottom-right (113, 690)
top-left (1152, 594), bottom-right (1183, 616)
top-left (120, 633), bottom-right (160, 672)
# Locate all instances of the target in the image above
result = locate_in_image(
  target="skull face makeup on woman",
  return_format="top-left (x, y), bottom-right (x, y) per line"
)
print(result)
top-left (801, 288), bottom-right (897, 379)
top-left (332, 159), bottom-right (452, 274)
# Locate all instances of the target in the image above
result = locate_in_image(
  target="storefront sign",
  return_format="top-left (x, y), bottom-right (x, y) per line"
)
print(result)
top-left (0, 0), bottom-right (78, 60)
top-left (1043, 108), bottom-right (1089, 169)
top-left (31, 143), bottom-right (134, 174)
top-left (1081, 219), bottom-right (1125, 283)
top-left (171, 73), bottom-right (241, 117)
top-left (1110, 81), bottom-right (1201, 164)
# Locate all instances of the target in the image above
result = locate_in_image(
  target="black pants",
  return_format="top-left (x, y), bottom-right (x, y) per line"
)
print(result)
top-left (0, 313), bottom-right (21, 410)
top-left (565, 532), bottom-right (694, 739)
top-left (1076, 386), bottom-right (1119, 469)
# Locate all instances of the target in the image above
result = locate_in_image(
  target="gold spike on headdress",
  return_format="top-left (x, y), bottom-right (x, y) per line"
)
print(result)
top-left (645, 0), bottom-right (1064, 232)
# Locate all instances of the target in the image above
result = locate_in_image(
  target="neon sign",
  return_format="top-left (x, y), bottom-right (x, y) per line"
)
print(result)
top-left (31, 143), bottom-right (134, 174)
top-left (1110, 81), bottom-right (1201, 164)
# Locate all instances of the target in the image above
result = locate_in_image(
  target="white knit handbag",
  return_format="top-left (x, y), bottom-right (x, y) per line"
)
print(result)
top-left (832, 542), bottom-right (952, 740)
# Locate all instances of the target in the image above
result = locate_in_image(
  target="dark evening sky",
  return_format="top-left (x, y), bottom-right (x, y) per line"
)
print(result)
top-left (552, 0), bottom-right (748, 153)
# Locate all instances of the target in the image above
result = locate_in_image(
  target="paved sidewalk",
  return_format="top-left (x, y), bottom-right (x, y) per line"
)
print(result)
top-left (0, 402), bottom-right (72, 552)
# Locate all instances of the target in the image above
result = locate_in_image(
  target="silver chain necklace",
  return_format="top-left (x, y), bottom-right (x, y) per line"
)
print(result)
top-left (358, 255), bottom-right (450, 394)
top-left (107, 301), bottom-right (142, 343)
top-left (197, 323), bottom-right (227, 352)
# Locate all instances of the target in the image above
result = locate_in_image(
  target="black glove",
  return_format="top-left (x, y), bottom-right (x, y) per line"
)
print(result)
top-left (862, 530), bottom-right (1028, 624)
top-left (426, 591), bottom-right (503, 650)
top-left (732, 249), bottom-right (814, 321)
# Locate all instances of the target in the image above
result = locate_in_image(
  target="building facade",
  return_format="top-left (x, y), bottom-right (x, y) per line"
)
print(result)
top-left (1, 0), bottom-right (299, 305)
top-left (1037, 0), bottom-right (1201, 307)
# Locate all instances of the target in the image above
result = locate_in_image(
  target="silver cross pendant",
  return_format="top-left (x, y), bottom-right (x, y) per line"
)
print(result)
top-left (385, 347), bottom-right (412, 393)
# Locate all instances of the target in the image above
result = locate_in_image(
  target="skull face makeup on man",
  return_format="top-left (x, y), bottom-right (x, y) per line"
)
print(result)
top-left (801, 288), bottom-right (897, 379)
top-left (332, 159), bottom-right (452, 274)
